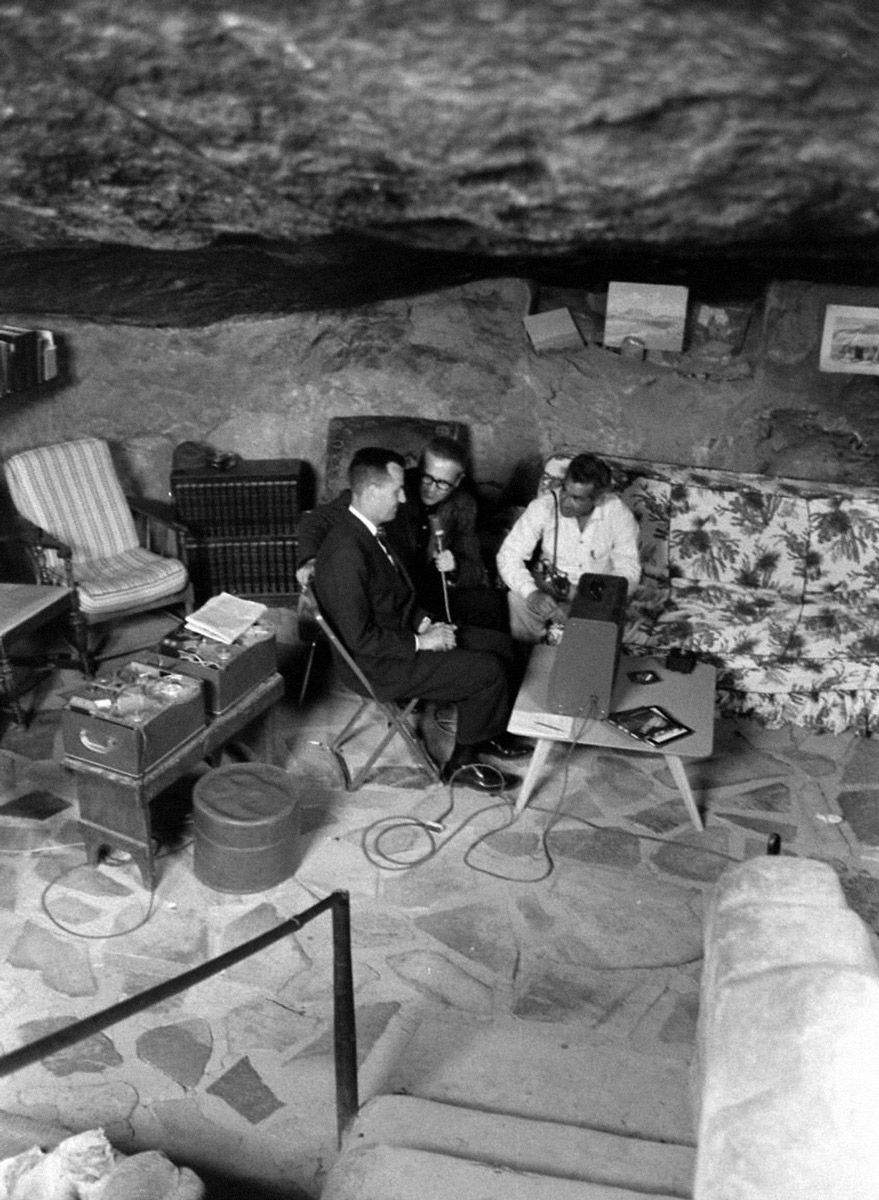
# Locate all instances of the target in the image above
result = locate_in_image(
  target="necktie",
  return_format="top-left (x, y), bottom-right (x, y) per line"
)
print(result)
top-left (375, 527), bottom-right (397, 570)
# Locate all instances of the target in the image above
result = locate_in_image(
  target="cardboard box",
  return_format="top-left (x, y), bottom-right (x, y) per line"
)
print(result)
top-left (62, 666), bottom-right (206, 776)
top-left (149, 625), bottom-right (278, 715)
top-left (523, 308), bottom-right (584, 353)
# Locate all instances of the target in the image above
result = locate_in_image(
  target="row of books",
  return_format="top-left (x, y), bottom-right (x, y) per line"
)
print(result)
top-left (184, 534), bottom-right (299, 599)
top-left (0, 326), bottom-right (57, 395)
top-left (172, 476), bottom-right (301, 535)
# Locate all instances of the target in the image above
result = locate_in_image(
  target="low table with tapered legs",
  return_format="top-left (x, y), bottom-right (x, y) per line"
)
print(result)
top-left (507, 648), bottom-right (716, 829)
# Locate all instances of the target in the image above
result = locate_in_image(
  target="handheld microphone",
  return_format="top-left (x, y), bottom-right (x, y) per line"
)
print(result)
top-left (432, 526), bottom-right (452, 622)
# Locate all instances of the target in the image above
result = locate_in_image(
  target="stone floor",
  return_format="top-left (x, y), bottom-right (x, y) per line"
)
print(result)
top-left (2, 623), bottom-right (879, 1199)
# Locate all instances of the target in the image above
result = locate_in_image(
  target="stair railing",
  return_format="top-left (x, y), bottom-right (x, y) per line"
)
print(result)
top-left (0, 889), bottom-right (359, 1146)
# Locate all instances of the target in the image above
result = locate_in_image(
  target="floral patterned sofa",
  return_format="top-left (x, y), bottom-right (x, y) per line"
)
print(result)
top-left (539, 451), bottom-right (879, 734)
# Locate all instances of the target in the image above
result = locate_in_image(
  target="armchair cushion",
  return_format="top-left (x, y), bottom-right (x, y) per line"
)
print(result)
top-left (4, 437), bottom-right (188, 618)
top-left (5, 437), bottom-right (139, 563)
top-left (74, 547), bottom-right (188, 617)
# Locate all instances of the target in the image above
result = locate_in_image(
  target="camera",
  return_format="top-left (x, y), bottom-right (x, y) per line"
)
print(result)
top-left (535, 561), bottom-right (571, 602)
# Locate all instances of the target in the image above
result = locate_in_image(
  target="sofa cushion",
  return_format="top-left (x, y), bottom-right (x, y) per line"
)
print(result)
top-left (695, 858), bottom-right (879, 1200)
top-left (649, 582), bottom-right (802, 665)
top-left (616, 469), bottom-right (671, 588)
top-left (804, 493), bottom-right (879, 601)
top-left (669, 482), bottom-right (807, 599)
top-left (696, 965), bottom-right (879, 1200)
top-left (789, 599), bottom-right (879, 677)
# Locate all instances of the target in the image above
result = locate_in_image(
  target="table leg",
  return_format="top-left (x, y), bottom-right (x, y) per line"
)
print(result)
top-left (75, 774), bottom-right (157, 887)
top-left (513, 737), bottom-right (554, 815)
top-left (666, 754), bottom-right (705, 831)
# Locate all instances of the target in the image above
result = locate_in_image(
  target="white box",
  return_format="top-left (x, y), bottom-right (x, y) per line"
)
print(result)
top-left (523, 308), bottom-right (584, 353)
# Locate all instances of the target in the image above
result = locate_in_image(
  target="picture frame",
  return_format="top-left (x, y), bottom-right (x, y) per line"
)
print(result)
top-left (603, 282), bottom-right (689, 353)
top-left (819, 304), bottom-right (879, 375)
top-left (605, 704), bottom-right (694, 747)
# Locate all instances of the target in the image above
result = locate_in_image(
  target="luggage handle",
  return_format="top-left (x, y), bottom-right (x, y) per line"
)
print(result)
top-left (78, 730), bottom-right (118, 755)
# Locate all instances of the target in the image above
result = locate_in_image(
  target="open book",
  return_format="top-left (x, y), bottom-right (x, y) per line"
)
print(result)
top-left (184, 592), bottom-right (267, 645)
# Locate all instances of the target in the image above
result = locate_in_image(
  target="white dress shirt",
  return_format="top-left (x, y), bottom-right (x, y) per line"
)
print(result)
top-left (497, 490), bottom-right (641, 599)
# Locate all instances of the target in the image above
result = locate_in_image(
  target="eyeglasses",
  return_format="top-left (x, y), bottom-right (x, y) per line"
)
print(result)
top-left (420, 471), bottom-right (460, 494)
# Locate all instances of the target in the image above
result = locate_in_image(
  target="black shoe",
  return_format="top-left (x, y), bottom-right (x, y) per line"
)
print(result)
top-left (475, 731), bottom-right (534, 760)
top-left (441, 760), bottom-right (518, 792)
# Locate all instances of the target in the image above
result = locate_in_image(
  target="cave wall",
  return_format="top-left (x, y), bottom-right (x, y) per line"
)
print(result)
top-left (2, 277), bottom-right (878, 512)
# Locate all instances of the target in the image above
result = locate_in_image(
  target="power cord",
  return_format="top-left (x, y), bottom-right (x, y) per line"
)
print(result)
top-left (37, 824), bottom-right (194, 939)
top-left (360, 706), bottom-right (744, 885)
top-left (41, 857), bottom-right (158, 938)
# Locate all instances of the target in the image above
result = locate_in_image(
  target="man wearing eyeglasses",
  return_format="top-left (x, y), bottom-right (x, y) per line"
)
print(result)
top-left (296, 436), bottom-right (508, 631)
top-left (497, 453), bottom-right (641, 643)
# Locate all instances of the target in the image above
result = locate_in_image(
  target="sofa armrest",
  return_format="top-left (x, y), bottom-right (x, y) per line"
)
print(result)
top-left (695, 857), bottom-right (879, 1200)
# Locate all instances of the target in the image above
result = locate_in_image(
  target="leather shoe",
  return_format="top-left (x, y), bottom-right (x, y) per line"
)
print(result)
top-left (441, 760), bottom-right (519, 792)
top-left (475, 731), bottom-right (534, 759)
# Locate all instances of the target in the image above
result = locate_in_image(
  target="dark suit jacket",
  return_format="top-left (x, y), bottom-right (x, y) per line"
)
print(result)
top-left (313, 509), bottom-right (430, 698)
top-left (296, 468), bottom-right (487, 598)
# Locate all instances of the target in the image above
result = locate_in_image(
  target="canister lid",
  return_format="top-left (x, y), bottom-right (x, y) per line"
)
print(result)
top-left (193, 763), bottom-right (300, 823)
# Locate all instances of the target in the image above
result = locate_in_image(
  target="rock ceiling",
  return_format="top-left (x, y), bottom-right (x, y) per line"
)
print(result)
top-left (1, 0), bottom-right (879, 319)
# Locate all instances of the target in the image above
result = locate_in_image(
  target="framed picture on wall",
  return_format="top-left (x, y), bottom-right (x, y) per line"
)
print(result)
top-left (819, 304), bottom-right (879, 374)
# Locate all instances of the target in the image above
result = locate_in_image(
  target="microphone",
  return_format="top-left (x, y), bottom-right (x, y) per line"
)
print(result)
top-left (429, 520), bottom-right (452, 622)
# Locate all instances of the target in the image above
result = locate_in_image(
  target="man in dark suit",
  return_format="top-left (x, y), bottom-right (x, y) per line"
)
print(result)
top-left (312, 447), bottom-right (530, 791)
top-left (297, 436), bottom-right (509, 631)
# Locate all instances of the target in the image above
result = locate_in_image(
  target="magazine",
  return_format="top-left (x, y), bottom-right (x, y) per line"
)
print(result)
top-left (184, 592), bottom-right (267, 645)
top-left (605, 704), bottom-right (694, 748)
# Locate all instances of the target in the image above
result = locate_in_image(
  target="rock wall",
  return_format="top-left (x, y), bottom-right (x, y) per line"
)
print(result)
top-left (2, 278), bottom-right (878, 511)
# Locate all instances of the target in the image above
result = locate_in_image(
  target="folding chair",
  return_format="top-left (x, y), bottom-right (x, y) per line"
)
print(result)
top-left (312, 603), bottom-right (440, 791)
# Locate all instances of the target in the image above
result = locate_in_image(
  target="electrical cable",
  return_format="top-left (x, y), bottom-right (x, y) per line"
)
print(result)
top-left (41, 858), bottom-right (158, 939)
top-left (38, 822), bottom-right (194, 939)
top-left (360, 695), bottom-right (744, 889)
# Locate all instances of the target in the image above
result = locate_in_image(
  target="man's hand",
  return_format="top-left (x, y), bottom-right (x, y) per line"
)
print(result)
top-left (525, 589), bottom-right (564, 622)
top-left (296, 560), bottom-right (316, 590)
top-left (417, 621), bottom-right (457, 651)
top-left (434, 548), bottom-right (456, 575)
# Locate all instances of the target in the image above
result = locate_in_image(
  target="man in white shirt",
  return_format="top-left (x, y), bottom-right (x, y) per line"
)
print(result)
top-left (497, 453), bottom-right (641, 642)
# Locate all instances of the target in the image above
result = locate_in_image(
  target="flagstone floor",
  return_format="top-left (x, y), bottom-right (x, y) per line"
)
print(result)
top-left (2, 622), bottom-right (879, 1199)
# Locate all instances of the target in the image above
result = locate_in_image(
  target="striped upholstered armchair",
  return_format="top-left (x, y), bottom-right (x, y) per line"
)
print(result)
top-left (3, 437), bottom-right (191, 675)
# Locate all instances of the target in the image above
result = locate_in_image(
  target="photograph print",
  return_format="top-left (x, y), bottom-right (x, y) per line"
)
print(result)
top-left (606, 704), bottom-right (694, 748)
top-left (819, 305), bottom-right (879, 375)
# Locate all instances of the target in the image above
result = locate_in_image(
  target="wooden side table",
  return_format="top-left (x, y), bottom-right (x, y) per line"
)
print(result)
top-left (508, 649), bottom-right (716, 829)
top-left (65, 672), bottom-right (285, 887)
top-left (0, 583), bottom-right (73, 725)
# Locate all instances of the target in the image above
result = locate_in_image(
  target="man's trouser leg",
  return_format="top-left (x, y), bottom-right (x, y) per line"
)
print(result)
top-left (387, 647), bottom-right (510, 746)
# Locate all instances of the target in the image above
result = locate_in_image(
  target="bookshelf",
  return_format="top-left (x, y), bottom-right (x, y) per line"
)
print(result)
top-left (172, 458), bottom-right (302, 605)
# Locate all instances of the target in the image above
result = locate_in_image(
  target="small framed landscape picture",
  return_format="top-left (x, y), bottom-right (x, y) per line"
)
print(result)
top-left (603, 282), bottom-right (689, 353)
top-left (819, 304), bottom-right (879, 375)
top-left (606, 705), bottom-right (694, 748)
